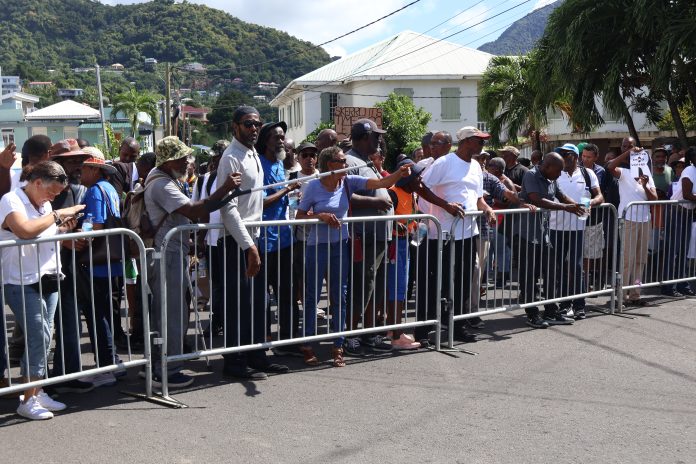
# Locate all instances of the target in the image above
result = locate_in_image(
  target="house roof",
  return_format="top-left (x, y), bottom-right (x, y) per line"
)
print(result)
top-left (1, 92), bottom-right (40, 104)
top-left (271, 30), bottom-right (494, 106)
top-left (25, 99), bottom-right (101, 120)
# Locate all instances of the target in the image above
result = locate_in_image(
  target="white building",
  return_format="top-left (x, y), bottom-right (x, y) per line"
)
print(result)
top-left (271, 31), bottom-right (494, 142)
top-left (1, 76), bottom-right (21, 95)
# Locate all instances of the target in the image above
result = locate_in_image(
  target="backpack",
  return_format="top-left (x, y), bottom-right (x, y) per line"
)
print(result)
top-left (123, 171), bottom-right (170, 242)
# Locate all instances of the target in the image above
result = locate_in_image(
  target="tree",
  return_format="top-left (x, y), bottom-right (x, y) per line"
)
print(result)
top-left (375, 93), bottom-right (431, 168)
top-left (480, 55), bottom-right (541, 149)
top-left (111, 88), bottom-right (160, 137)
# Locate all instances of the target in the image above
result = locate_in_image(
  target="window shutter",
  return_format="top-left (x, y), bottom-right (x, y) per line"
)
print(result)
top-left (440, 88), bottom-right (461, 120)
top-left (320, 92), bottom-right (331, 123)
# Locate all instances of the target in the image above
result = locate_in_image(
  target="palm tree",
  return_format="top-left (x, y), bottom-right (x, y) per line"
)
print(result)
top-left (478, 54), bottom-right (566, 150)
top-left (111, 88), bottom-right (161, 137)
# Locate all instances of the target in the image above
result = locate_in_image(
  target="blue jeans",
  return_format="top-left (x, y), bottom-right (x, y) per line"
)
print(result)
top-left (4, 284), bottom-right (59, 378)
top-left (547, 230), bottom-right (585, 309)
top-left (493, 232), bottom-right (511, 273)
top-left (304, 240), bottom-right (349, 348)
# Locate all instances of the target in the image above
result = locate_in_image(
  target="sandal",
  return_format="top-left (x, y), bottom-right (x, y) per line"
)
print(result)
top-left (332, 347), bottom-right (346, 368)
top-left (299, 346), bottom-right (320, 366)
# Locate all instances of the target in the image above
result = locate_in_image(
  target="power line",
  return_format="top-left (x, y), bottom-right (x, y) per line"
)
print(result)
top-left (277, 0), bottom-right (533, 100)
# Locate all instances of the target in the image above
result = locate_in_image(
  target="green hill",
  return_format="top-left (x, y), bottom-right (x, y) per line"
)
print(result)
top-left (0, 0), bottom-right (330, 93)
top-left (478, 1), bottom-right (562, 55)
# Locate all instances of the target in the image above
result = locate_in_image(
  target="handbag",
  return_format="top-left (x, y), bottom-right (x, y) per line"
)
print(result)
top-left (78, 183), bottom-right (126, 266)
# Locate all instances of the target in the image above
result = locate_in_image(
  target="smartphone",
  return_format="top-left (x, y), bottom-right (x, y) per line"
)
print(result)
top-left (638, 167), bottom-right (644, 178)
top-left (59, 212), bottom-right (84, 226)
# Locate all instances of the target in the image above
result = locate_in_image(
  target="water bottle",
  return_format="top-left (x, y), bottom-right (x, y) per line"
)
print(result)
top-left (579, 189), bottom-right (591, 221)
top-left (82, 214), bottom-right (94, 232)
top-left (287, 191), bottom-right (300, 220)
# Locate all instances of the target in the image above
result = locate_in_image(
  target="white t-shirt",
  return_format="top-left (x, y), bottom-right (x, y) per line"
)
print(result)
top-left (420, 152), bottom-right (483, 240)
top-left (617, 167), bottom-right (655, 222)
top-left (671, 165), bottom-right (696, 210)
top-left (192, 172), bottom-right (222, 247)
top-left (0, 188), bottom-right (60, 285)
top-left (550, 167), bottom-right (599, 231)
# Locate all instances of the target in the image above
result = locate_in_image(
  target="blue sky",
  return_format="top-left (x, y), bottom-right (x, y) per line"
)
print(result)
top-left (101, 0), bottom-right (556, 57)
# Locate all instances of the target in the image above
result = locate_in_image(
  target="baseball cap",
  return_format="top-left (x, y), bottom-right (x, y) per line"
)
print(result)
top-left (351, 119), bottom-right (386, 138)
top-left (456, 126), bottom-right (491, 141)
top-left (556, 143), bottom-right (579, 156)
top-left (499, 145), bottom-right (520, 157)
top-left (395, 159), bottom-right (424, 188)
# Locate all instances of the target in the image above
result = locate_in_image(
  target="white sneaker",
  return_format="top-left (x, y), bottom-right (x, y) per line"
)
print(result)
top-left (36, 390), bottom-right (67, 411)
top-left (84, 372), bottom-right (117, 388)
top-left (17, 395), bottom-right (53, 420)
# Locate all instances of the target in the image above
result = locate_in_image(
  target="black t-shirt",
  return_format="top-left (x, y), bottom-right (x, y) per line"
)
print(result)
top-left (504, 162), bottom-right (529, 187)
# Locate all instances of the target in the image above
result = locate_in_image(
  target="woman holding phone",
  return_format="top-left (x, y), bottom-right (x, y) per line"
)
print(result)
top-left (0, 161), bottom-right (84, 420)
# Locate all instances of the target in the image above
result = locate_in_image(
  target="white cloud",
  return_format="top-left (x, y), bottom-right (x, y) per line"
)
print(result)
top-left (532, 0), bottom-right (556, 10)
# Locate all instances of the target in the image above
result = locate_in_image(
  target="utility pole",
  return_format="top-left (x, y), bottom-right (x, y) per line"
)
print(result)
top-left (95, 64), bottom-right (109, 152)
top-left (165, 62), bottom-right (171, 137)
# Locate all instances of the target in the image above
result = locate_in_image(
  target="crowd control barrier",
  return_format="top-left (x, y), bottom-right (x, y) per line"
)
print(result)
top-left (619, 200), bottom-right (696, 309)
top-left (155, 214), bottom-right (444, 400)
top-left (0, 228), bottom-right (152, 398)
top-left (445, 204), bottom-right (620, 348)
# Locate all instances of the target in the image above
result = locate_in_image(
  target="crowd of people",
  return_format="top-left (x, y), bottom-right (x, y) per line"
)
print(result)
top-left (0, 105), bottom-right (695, 421)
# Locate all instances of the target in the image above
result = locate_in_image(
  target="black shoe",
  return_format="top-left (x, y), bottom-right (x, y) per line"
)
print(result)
top-left (343, 338), bottom-right (364, 357)
top-left (223, 366), bottom-right (268, 380)
top-left (362, 334), bottom-right (393, 352)
top-left (574, 308), bottom-right (586, 320)
top-left (526, 316), bottom-right (549, 329)
top-left (451, 326), bottom-right (477, 343)
top-left (661, 290), bottom-right (683, 298)
top-left (543, 311), bottom-right (574, 325)
top-left (465, 317), bottom-right (485, 330)
top-left (50, 379), bottom-right (96, 394)
top-left (680, 288), bottom-right (696, 297)
top-left (418, 339), bottom-right (431, 349)
top-left (248, 362), bottom-right (290, 374)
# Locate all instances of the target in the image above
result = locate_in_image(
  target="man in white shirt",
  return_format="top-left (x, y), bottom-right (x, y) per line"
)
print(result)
top-left (217, 106), bottom-right (290, 379)
top-left (662, 147), bottom-right (696, 296)
top-left (548, 144), bottom-right (603, 320)
top-left (414, 126), bottom-right (496, 344)
top-left (606, 138), bottom-right (658, 305)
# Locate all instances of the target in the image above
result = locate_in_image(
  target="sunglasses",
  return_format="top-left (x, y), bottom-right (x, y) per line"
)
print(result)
top-left (330, 158), bottom-right (348, 165)
top-left (241, 120), bottom-right (263, 128)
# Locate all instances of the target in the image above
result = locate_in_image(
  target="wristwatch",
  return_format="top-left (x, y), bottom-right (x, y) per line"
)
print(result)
top-left (52, 211), bottom-right (61, 225)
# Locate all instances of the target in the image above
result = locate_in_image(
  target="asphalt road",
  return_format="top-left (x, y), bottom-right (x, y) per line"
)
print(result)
top-left (2, 293), bottom-right (695, 464)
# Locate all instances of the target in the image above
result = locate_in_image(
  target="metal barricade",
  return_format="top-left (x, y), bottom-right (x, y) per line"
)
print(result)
top-left (0, 228), bottom-right (152, 398)
top-left (155, 214), bottom-right (443, 401)
top-left (619, 200), bottom-right (696, 309)
top-left (445, 204), bottom-right (619, 348)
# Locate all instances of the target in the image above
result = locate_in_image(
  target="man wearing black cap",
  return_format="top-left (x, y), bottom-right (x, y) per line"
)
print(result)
top-left (343, 118), bottom-right (394, 353)
top-left (218, 106), bottom-right (289, 379)
top-left (255, 121), bottom-right (301, 347)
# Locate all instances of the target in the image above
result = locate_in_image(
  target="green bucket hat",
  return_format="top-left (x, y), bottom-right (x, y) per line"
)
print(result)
top-left (155, 136), bottom-right (193, 167)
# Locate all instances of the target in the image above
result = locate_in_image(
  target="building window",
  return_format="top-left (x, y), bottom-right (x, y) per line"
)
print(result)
top-left (321, 92), bottom-right (339, 123)
top-left (287, 104), bottom-right (293, 128)
top-left (1, 128), bottom-right (14, 146)
top-left (440, 88), bottom-right (461, 120)
top-left (64, 126), bottom-right (78, 139)
top-left (394, 88), bottom-right (414, 100)
top-left (32, 127), bottom-right (47, 136)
